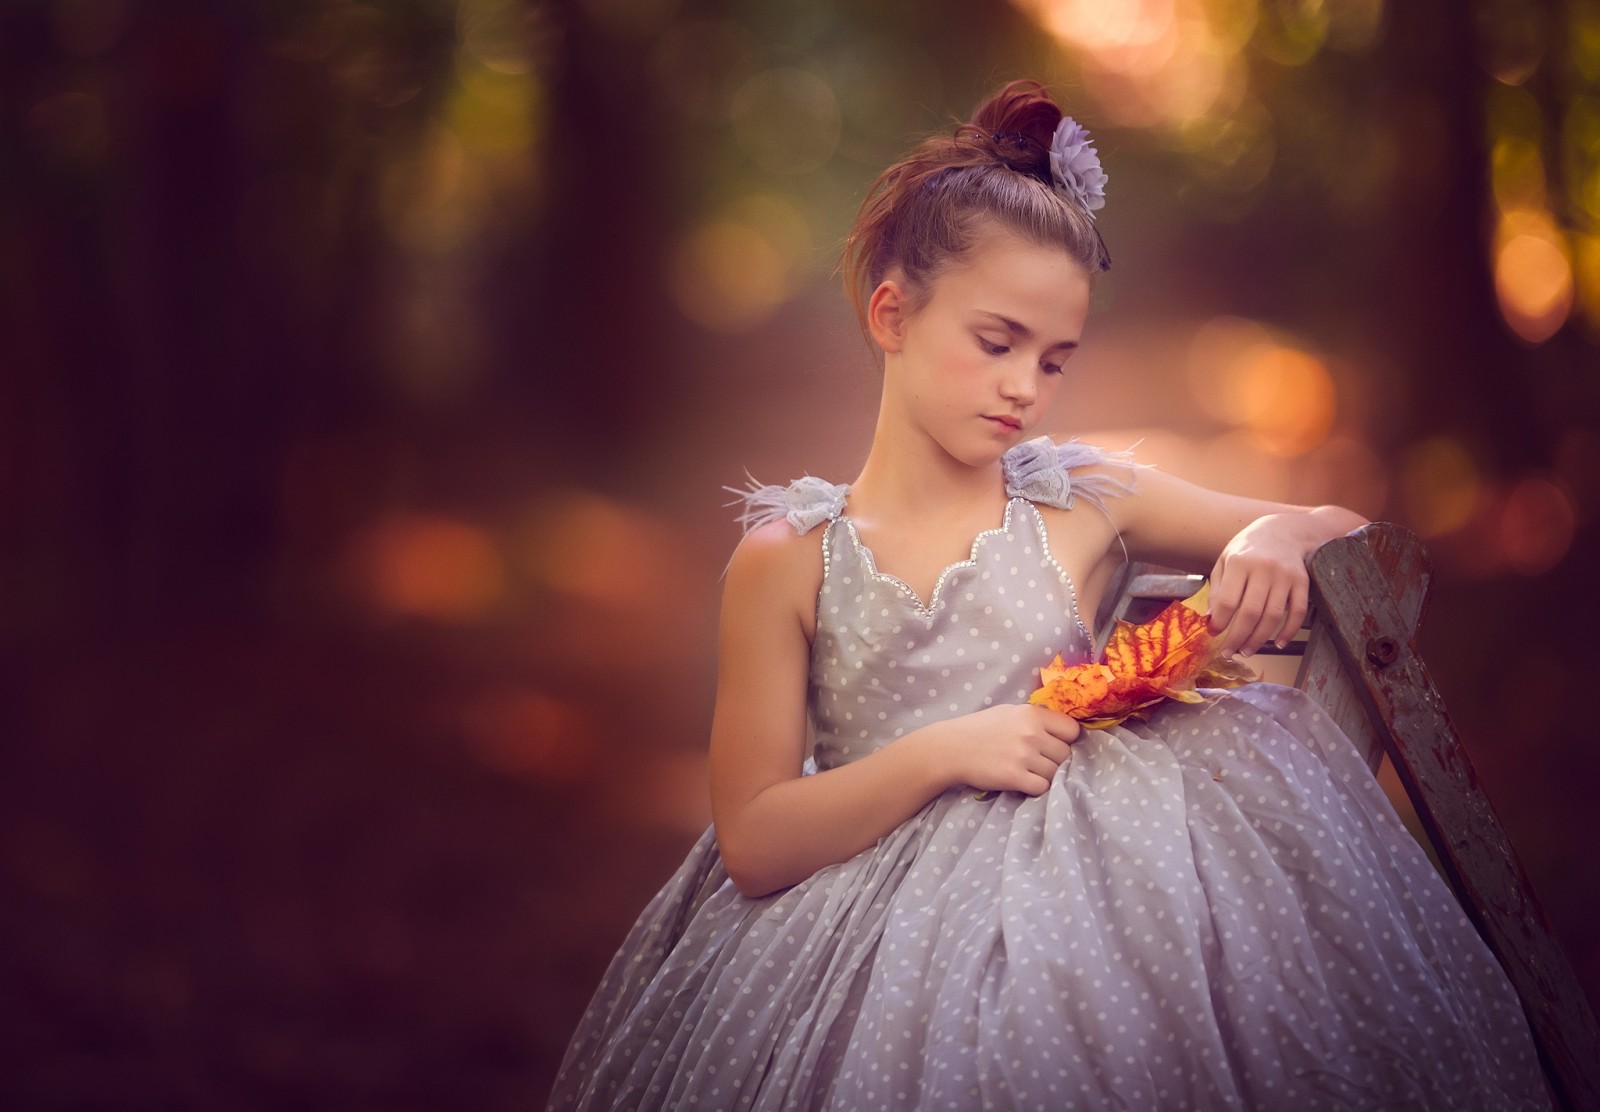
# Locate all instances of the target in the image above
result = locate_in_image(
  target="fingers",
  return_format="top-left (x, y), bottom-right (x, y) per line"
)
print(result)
top-left (1020, 771), bottom-right (1054, 797)
top-left (1244, 582), bottom-right (1291, 656)
top-left (1217, 575), bottom-right (1272, 656)
top-left (1025, 741), bottom-right (1074, 792)
top-left (1206, 557), bottom-right (1237, 635)
top-left (1032, 706), bottom-right (1082, 744)
top-left (967, 704), bottom-right (1081, 797)
top-left (1210, 557), bottom-right (1311, 656)
top-left (1277, 579), bottom-right (1309, 649)
top-left (1025, 750), bottom-right (1062, 782)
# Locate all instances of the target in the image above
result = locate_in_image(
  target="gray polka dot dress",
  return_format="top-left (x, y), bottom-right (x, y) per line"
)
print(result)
top-left (549, 438), bottom-right (1549, 1111)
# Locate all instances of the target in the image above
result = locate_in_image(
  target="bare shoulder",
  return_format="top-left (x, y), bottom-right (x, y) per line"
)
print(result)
top-left (724, 519), bottom-right (828, 635)
top-left (1030, 497), bottom-right (1119, 545)
top-left (1030, 498), bottom-right (1122, 576)
top-left (1067, 456), bottom-right (1135, 480)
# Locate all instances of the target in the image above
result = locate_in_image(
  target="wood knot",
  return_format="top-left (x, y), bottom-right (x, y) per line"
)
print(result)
top-left (1365, 636), bottom-right (1400, 668)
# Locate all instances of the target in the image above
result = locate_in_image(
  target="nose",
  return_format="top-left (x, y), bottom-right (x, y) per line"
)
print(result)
top-left (1000, 364), bottom-right (1037, 406)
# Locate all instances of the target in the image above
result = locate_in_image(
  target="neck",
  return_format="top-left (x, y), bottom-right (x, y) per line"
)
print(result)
top-left (849, 397), bottom-right (1010, 528)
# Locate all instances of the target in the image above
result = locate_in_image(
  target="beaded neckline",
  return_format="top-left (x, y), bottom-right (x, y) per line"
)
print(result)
top-left (835, 501), bottom-right (1016, 616)
top-left (829, 498), bottom-right (1094, 646)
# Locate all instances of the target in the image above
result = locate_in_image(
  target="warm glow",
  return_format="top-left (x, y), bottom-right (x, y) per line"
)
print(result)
top-left (1185, 317), bottom-right (1335, 457)
top-left (1012, 0), bottom-right (1388, 160)
top-left (1012, 0), bottom-right (1251, 128)
top-left (462, 688), bottom-right (594, 780)
top-left (1251, 0), bottom-right (1328, 67)
top-left (1568, 98), bottom-right (1600, 221)
top-left (1197, 431), bottom-right (1293, 500)
top-left (1026, 0), bottom-right (1178, 54)
top-left (518, 491), bottom-right (680, 609)
top-left (611, 753), bottom-right (713, 833)
top-left (668, 196), bottom-right (810, 332)
top-left (1499, 475), bottom-right (1577, 575)
top-left (449, 66), bottom-right (541, 155)
top-left (358, 514), bottom-right (507, 621)
top-left (1144, 36), bottom-right (1229, 123)
top-left (380, 126), bottom-right (479, 254)
top-left (1236, 345), bottom-right (1337, 457)
top-left (1400, 437), bottom-right (1483, 538)
top-left (1494, 209), bottom-right (1575, 343)
top-left (670, 221), bottom-right (784, 331)
top-left (1178, 101), bottom-right (1276, 195)
top-left (1572, 232), bottom-right (1600, 333)
top-left (1490, 135), bottom-right (1547, 213)
top-left (1299, 435), bottom-right (1390, 518)
top-left (1187, 314), bottom-right (1275, 422)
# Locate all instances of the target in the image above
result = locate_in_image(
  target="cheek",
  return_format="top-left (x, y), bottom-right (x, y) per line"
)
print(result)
top-left (1038, 375), bottom-right (1068, 406)
top-left (938, 341), bottom-right (989, 381)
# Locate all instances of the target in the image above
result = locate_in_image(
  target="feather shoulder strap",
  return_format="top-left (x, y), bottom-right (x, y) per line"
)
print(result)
top-left (725, 474), bottom-right (849, 535)
top-left (1001, 436), bottom-right (1140, 513)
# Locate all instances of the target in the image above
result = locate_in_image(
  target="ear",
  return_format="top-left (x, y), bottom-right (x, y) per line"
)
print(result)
top-left (866, 278), bottom-right (910, 353)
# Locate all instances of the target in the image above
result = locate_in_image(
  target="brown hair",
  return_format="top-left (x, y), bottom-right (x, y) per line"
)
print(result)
top-left (840, 79), bottom-right (1109, 334)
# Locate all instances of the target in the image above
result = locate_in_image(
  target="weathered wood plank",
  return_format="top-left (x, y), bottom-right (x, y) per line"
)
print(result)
top-left (1296, 524), bottom-right (1431, 773)
top-left (1309, 524), bottom-right (1600, 1112)
top-left (1297, 624), bottom-right (1387, 771)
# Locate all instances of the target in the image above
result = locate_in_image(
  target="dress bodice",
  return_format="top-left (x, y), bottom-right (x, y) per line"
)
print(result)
top-left (809, 497), bottom-right (1091, 769)
top-left (730, 436), bottom-right (1137, 771)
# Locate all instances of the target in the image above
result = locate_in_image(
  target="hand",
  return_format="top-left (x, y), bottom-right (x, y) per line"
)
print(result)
top-left (1206, 513), bottom-right (1311, 657)
top-left (924, 703), bottom-right (1080, 796)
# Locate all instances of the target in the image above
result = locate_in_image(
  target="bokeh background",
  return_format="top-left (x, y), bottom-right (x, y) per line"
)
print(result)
top-left (4, 0), bottom-right (1598, 1107)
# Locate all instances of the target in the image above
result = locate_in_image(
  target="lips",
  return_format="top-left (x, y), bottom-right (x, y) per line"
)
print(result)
top-left (985, 415), bottom-right (1023, 431)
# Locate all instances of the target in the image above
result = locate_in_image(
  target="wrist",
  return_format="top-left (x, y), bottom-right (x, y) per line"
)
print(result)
top-left (901, 719), bottom-right (962, 793)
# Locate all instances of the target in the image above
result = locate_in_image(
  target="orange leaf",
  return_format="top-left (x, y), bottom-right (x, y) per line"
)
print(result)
top-left (1028, 585), bottom-right (1254, 728)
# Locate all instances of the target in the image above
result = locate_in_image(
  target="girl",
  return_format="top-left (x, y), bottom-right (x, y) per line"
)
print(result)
top-left (548, 80), bottom-right (1547, 1110)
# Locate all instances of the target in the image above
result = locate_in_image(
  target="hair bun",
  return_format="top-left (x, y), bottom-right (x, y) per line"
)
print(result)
top-left (970, 80), bottom-right (1062, 149)
top-left (966, 79), bottom-right (1065, 183)
top-left (986, 129), bottom-right (1049, 181)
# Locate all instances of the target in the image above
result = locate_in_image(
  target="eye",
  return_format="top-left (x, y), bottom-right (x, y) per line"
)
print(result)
top-left (1041, 349), bottom-right (1075, 376)
top-left (977, 336), bottom-right (1009, 355)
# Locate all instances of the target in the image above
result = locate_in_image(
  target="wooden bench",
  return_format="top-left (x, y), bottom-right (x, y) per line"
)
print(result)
top-left (1094, 523), bottom-right (1600, 1111)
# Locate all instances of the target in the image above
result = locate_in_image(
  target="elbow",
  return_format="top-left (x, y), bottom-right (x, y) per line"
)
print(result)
top-left (729, 870), bottom-right (784, 900)
top-left (715, 828), bottom-right (788, 899)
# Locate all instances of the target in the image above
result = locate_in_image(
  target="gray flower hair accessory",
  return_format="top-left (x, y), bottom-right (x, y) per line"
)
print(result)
top-left (1048, 117), bottom-right (1107, 218)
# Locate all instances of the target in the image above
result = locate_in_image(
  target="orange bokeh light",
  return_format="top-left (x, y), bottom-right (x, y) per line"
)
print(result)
top-left (517, 490), bottom-right (684, 612)
top-left (356, 514), bottom-right (507, 622)
top-left (1494, 210), bottom-right (1575, 343)
top-left (1400, 437), bottom-right (1483, 539)
top-left (1186, 317), bottom-right (1336, 458)
top-left (462, 688), bottom-right (594, 781)
top-left (1499, 475), bottom-right (1577, 575)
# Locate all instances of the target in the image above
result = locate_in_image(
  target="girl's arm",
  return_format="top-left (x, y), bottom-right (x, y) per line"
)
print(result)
top-left (1103, 466), bottom-right (1369, 657)
top-left (709, 522), bottom-right (1078, 898)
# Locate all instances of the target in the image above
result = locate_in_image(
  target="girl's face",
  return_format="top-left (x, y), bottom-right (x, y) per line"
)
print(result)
top-left (874, 225), bottom-right (1093, 466)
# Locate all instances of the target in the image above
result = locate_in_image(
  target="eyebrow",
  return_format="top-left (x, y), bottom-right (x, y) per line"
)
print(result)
top-left (976, 311), bottom-right (1079, 351)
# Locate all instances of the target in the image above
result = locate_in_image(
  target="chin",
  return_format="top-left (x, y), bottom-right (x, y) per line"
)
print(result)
top-left (947, 439), bottom-right (1013, 470)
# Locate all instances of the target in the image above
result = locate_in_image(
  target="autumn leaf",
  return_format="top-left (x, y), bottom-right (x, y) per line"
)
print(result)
top-left (1028, 583), bottom-right (1255, 728)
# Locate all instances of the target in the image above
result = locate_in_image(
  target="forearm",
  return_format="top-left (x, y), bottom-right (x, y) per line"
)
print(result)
top-left (1278, 504), bottom-right (1370, 559)
top-left (716, 726), bottom-right (956, 898)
